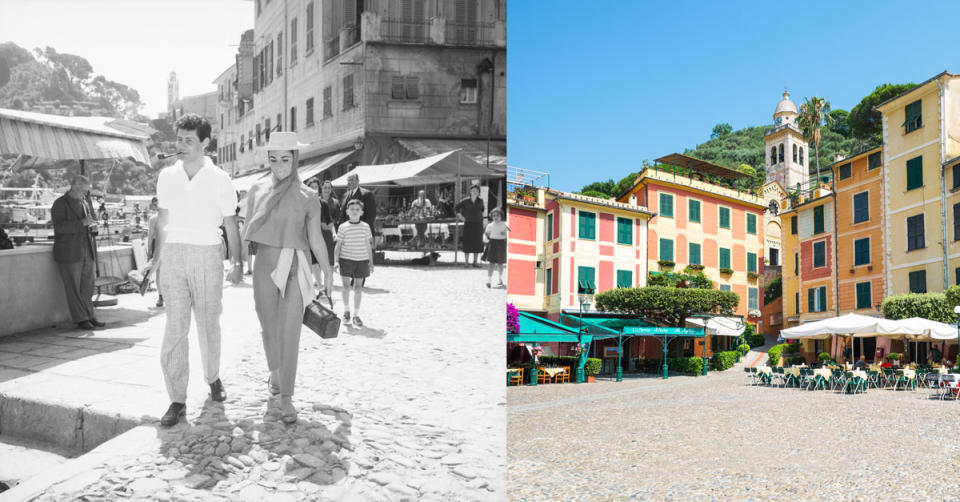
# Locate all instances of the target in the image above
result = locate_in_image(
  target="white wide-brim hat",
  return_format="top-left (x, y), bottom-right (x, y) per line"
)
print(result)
top-left (261, 132), bottom-right (308, 151)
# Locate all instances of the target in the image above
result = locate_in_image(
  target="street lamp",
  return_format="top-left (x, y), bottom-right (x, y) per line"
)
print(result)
top-left (577, 290), bottom-right (593, 384)
top-left (953, 305), bottom-right (960, 368)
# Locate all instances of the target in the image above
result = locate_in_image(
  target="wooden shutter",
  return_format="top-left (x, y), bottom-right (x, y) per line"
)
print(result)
top-left (808, 288), bottom-right (815, 312)
top-left (747, 213), bottom-right (756, 234)
top-left (391, 76), bottom-right (405, 99)
top-left (856, 282), bottom-right (871, 309)
top-left (688, 200), bottom-right (700, 223)
top-left (747, 252), bottom-right (756, 272)
top-left (906, 156), bottom-right (923, 190)
top-left (660, 239), bottom-right (673, 262)
top-left (955, 203), bottom-right (960, 241)
top-left (323, 0), bottom-right (332, 43)
top-left (343, 0), bottom-right (356, 26)
top-left (818, 287), bottom-right (827, 312)
top-left (813, 205), bottom-right (824, 234)
top-left (854, 238), bottom-right (869, 266)
top-left (689, 243), bottom-right (701, 265)
top-left (406, 76), bottom-right (419, 100)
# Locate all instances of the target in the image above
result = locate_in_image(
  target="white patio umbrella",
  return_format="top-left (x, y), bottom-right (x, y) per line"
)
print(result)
top-left (781, 314), bottom-right (923, 364)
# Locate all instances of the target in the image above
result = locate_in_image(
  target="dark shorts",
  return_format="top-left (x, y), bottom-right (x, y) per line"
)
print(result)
top-left (339, 258), bottom-right (370, 279)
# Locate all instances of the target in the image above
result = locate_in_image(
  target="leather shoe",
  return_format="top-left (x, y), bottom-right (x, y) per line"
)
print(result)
top-left (89, 319), bottom-right (106, 328)
top-left (77, 321), bottom-right (95, 330)
top-left (160, 402), bottom-right (185, 427)
top-left (209, 378), bottom-right (226, 402)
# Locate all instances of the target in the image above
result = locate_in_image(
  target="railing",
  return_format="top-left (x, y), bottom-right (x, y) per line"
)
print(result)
top-left (381, 18), bottom-right (431, 44)
top-left (445, 21), bottom-right (496, 46)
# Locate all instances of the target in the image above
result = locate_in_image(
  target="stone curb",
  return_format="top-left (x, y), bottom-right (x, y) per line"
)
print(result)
top-left (0, 425), bottom-right (160, 502)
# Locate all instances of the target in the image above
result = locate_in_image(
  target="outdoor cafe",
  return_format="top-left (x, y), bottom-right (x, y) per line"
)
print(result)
top-left (748, 313), bottom-right (960, 399)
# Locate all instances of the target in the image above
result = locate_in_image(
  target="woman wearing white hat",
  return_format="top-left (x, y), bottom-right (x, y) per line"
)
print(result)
top-left (243, 132), bottom-right (331, 424)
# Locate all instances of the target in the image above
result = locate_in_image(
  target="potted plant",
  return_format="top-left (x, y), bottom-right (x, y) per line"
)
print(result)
top-left (657, 259), bottom-right (675, 269)
top-left (583, 357), bottom-right (601, 383)
top-left (719, 267), bottom-right (734, 275)
top-left (747, 271), bottom-right (759, 280)
top-left (887, 352), bottom-right (901, 366)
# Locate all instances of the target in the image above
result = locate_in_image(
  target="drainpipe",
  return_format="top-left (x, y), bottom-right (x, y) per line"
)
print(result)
top-left (938, 79), bottom-right (948, 289)
top-left (833, 189), bottom-right (840, 316)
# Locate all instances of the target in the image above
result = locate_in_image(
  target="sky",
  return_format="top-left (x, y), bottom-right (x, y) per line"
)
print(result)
top-left (0, 0), bottom-right (253, 117)
top-left (508, 0), bottom-right (960, 192)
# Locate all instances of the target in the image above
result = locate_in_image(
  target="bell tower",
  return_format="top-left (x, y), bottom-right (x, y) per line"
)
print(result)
top-left (763, 90), bottom-right (808, 191)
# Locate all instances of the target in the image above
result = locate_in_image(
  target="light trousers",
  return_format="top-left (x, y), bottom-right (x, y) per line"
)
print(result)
top-left (159, 243), bottom-right (223, 403)
top-left (252, 244), bottom-right (304, 398)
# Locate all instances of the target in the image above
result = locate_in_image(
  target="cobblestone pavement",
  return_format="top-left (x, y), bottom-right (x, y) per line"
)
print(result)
top-left (31, 265), bottom-right (505, 501)
top-left (508, 365), bottom-right (960, 501)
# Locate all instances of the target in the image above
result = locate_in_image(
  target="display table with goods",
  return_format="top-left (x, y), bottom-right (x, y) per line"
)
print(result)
top-left (378, 208), bottom-right (465, 251)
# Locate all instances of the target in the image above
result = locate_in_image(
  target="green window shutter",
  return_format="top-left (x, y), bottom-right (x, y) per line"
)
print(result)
top-left (808, 288), bottom-right (815, 312)
top-left (719, 248), bottom-right (731, 269)
top-left (909, 270), bottom-right (926, 294)
top-left (837, 163), bottom-right (852, 180)
top-left (688, 199), bottom-right (701, 223)
top-left (813, 241), bottom-right (826, 268)
top-left (794, 253), bottom-right (799, 275)
top-left (689, 243), bottom-right (701, 265)
top-left (956, 267), bottom-right (960, 286)
top-left (617, 270), bottom-right (632, 288)
top-left (659, 238), bottom-right (673, 262)
top-left (953, 165), bottom-right (960, 189)
top-left (813, 205), bottom-right (824, 234)
top-left (578, 266), bottom-right (596, 294)
top-left (904, 99), bottom-right (922, 132)
top-left (579, 211), bottom-right (595, 239)
top-left (547, 213), bottom-right (553, 241)
top-left (747, 252), bottom-right (757, 273)
top-left (746, 213), bottom-right (757, 234)
top-left (868, 151), bottom-right (882, 169)
top-left (854, 238), bottom-right (870, 266)
top-left (748, 288), bottom-right (758, 311)
top-left (856, 282), bottom-right (872, 310)
top-left (906, 156), bottom-right (923, 190)
top-left (819, 287), bottom-right (827, 312)
top-left (719, 207), bottom-right (730, 229)
top-left (791, 215), bottom-right (798, 234)
top-left (617, 217), bottom-right (632, 245)
top-left (659, 193), bottom-right (673, 218)
top-left (546, 268), bottom-right (552, 295)
top-left (853, 192), bottom-right (869, 223)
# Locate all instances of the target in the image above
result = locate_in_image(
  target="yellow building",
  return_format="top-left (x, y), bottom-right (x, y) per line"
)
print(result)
top-left (876, 72), bottom-right (960, 295)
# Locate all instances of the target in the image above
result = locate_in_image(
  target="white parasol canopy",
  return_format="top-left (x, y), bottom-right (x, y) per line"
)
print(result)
top-left (779, 313), bottom-right (914, 340)
top-left (685, 316), bottom-right (745, 337)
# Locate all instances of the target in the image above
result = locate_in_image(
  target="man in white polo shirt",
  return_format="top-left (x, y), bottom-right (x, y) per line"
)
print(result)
top-left (155, 113), bottom-right (243, 427)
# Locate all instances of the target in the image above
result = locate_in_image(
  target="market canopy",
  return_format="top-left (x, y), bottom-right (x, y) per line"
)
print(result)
top-left (298, 149), bottom-right (358, 181)
top-left (0, 108), bottom-right (152, 164)
top-left (330, 150), bottom-right (504, 188)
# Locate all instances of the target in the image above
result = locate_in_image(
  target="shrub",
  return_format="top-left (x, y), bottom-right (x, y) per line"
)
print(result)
top-left (790, 355), bottom-right (805, 365)
top-left (667, 356), bottom-right (703, 375)
top-left (746, 333), bottom-right (765, 347)
top-left (818, 352), bottom-right (832, 362)
top-left (594, 286), bottom-right (739, 327)
top-left (783, 342), bottom-right (800, 355)
top-left (583, 358), bottom-right (602, 376)
top-left (764, 276), bottom-right (782, 304)
top-left (658, 260), bottom-right (676, 268)
top-left (881, 292), bottom-right (953, 323)
top-left (767, 343), bottom-right (788, 367)
top-left (711, 351), bottom-right (738, 371)
top-left (737, 343), bottom-right (751, 355)
top-left (945, 285), bottom-right (960, 310)
top-left (886, 352), bottom-right (901, 361)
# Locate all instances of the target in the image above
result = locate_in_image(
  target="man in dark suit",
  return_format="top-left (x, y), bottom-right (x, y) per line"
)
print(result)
top-left (51, 175), bottom-right (105, 330)
top-left (339, 172), bottom-right (377, 232)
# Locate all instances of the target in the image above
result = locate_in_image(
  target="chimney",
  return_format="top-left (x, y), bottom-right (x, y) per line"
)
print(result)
top-left (833, 154), bottom-right (846, 162)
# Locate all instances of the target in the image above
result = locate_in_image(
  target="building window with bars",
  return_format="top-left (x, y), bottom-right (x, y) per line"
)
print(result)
top-left (290, 18), bottom-right (298, 64)
top-left (306, 98), bottom-right (314, 126)
top-left (460, 78), bottom-right (477, 104)
top-left (343, 75), bottom-right (355, 110)
top-left (323, 86), bottom-right (332, 118)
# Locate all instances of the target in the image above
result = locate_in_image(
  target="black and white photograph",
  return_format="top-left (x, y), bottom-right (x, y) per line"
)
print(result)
top-left (0, 1), bottom-right (506, 500)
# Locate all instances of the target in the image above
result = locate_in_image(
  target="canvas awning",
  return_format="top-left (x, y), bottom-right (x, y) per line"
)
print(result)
top-left (397, 138), bottom-right (506, 167)
top-left (231, 169), bottom-right (270, 193)
top-left (330, 150), bottom-right (503, 188)
top-left (507, 311), bottom-right (588, 343)
top-left (685, 316), bottom-right (745, 337)
top-left (299, 149), bottom-right (357, 181)
top-left (780, 313), bottom-right (925, 340)
top-left (0, 108), bottom-right (152, 164)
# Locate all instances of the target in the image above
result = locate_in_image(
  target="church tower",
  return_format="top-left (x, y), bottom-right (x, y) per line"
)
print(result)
top-left (763, 90), bottom-right (808, 191)
top-left (167, 72), bottom-right (180, 116)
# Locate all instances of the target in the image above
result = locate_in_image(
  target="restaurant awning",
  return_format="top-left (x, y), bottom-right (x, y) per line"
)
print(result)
top-left (780, 313), bottom-right (925, 340)
top-left (507, 311), bottom-right (588, 343)
top-left (685, 316), bottom-right (746, 337)
top-left (330, 150), bottom-right (502, 188)
top-left (230, 169), bottom-right (270, 193)
top-left (0, 108), bottom-right (152, 164)
top-left (299, 149), bottom-right (358, 181)
top-left (397, 138), bottom-right (506, 167)
top-left (654, 153), bottom-right (752, 181)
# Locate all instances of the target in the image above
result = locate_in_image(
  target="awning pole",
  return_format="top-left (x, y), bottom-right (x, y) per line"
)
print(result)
top-left (454, 151), bottom-right (461, 264)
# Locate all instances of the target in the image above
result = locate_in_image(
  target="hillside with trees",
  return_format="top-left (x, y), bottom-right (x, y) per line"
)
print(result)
top-left (577, 84), bottom-right (916, 198)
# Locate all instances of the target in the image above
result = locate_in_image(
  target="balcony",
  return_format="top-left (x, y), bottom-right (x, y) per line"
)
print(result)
top-left (380, 18), bottom-right (430, 44)
top-left (445, 21), bottom-right (496, 46)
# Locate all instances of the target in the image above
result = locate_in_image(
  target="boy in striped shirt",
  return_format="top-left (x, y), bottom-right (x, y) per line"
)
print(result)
top-left (334, 199), bottom-right (374, 326)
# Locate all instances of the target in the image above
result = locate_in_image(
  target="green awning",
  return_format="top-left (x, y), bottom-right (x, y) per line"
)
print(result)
top-left (507, 312), bottom-right (592, 343)
top-left (577, 279), bottom-right (596, 294)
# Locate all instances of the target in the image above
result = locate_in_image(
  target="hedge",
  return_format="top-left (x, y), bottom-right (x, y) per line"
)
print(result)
top-left (743, 321), bottom-right (765, 348)
top-left (667, 356), bottom-right (703, 375)
top-left (711, 351), bottom-right (738, 371)
top-left (881, 292), bottom-right (953, 323)
top-left (537, 356), bottom-right (602, 376)
top-left (767, 343), bottom-right (788, 367)
top-left (594, 286), bottom-right (739, 326)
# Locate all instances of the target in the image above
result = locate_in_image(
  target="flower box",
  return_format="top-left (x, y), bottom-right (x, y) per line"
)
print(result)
top-left (719, 267), bottom-right (734, 275)
top-left (686, 264), bottom-right (705, 271)
top-left (657, 260), bottom-right (675, 268)
top-left (747, 271), bottom-right (759, 280)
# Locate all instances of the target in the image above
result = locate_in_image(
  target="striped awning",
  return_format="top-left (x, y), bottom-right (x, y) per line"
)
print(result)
top-left (0, 108), bottom-right (152, 164)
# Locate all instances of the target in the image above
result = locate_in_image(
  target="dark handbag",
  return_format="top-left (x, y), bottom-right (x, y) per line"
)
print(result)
top-left (303, 293), bottom-right (340, 338)
top-left (481, 243), bottom-right (489, 262)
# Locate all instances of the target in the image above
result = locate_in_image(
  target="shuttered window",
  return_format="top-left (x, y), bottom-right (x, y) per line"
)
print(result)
top-left (305, 2), bottom-right (315, 52)
top-left (719, 207), bottom-right (730, 229)
top-left (545, 268), bottom-right (552, 296)
top-left (659, 238), bottom-right (674, 262)
top-left (907, 214), bottom-right (925, 251)
top-left (837, 163), bottom-right (852, 180)
top-left (323, 86), bottom-right (332, 117)
top-left (659, 193), bottom-right (674, 218)
top-left (343, 74), bottom-right (355, 110)
top-left (719, 248), bottom-right (731, 269)
top-left (616, 217), bottom-right (632, 245)
top-left (854, 238), bottom-right (870, 266)
top-left (853, 191), bottom-right (869, 223)
top-left (578, 211), bottom-right (596, 240)
top-left (747, 252), bottom-right (757, 273)
top-left (904, 99), bottom-right (922, 133)
top-left (546, 213), bottom-right (554, 241)
top-left (906, 156), bottom-right (923, 190)
top-left (689, 243), bottom-right (701, 265)
top-left (577, 266), bottom-right (596, 294)
top-left (856, 282), bottom-right (872, 310)
top-left (813, 241), bottom-right (826, 268)
top-left (868, 151), bottom-right (882, 170)
top-left (746, 213), bottom-right (757, 235)
top-left (813, 205), bottom-right (825, 234)
top-left (616, 270), bottom-right (632, 288)
top-left (688, 199), bottom-right (701, 223)
top-left (719, 284), bottom-right (731, 292)
top-left (290, 18), bottom-right (298, 63)
top-left (954, 203), bottom-right (960, 241)
top-left (908, 270), bottom-right (927, 293)
top-left (794, 252), bottom-right (799, 275)
top-left (791, 215), bottom-right (797, 234)
top-left (748, 288), bottom-right (758, 311)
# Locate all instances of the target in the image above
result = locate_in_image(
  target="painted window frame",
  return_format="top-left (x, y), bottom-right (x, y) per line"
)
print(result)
top-left (855, 281), bottom-right (872, 310)
top-left (616, 216), bottom-right (632, 245)
top-left (718, 206), bottom-right (731, 229)
top-left (852, 190), bottom-right (869, 224)
top-left (659, 193), bottom-right (674, 219)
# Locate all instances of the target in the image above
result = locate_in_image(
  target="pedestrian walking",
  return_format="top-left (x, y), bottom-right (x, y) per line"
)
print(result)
top-left (51, 175), bottom-right (104, 330)
top-left (146, 198), bottom-right (163, 307)
top-left (338, 173), bottom-right (377, 232)
top-left (335, 199), bottom-right (374, 328)
top-left (484, 208), bottom-right (509, 288)
top-left (155, 114), bottom-right (242, 427)
top-left (243, 132), bottom-right (331, 424)
top-left (456, 184), bottom-right (486, 267)
top-left (318, 180), bottom-right (340, 304)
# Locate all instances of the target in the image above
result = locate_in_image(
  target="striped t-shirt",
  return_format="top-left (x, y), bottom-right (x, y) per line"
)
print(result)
top-left (337, 220), bottom-right (372, 261)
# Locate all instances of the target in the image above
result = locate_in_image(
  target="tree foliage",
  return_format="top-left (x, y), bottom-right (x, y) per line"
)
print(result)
top-left (827, 109), bottom-right (851, 138)
top-left (848, 83), bottom-right (917, 144)
top-left (798, 96), bottom-right (833, 176)
top-left (711, 122), bottom-right (733, 139)
top-left (593, 286), bottom-right (739, 327)
top-left (881, 292), bottom-right (953, 323)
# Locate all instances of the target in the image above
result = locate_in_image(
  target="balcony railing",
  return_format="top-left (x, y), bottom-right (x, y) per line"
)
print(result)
top-left (445, 21), bottom-right (495, 46)
top-left (381, 18), bottom-right (430, 44)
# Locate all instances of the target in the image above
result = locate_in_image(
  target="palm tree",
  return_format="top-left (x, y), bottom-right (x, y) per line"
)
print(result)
top-left (798, 96), bottom-right (834, 180)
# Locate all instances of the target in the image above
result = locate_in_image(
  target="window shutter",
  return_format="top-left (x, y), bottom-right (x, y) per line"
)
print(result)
top-left (689, 243), bottom-right (701, 265)
top-left (854, 238), bottom-right (869, 266)
top-left (868, 152), bottom-right (881, 169)
top-left (791, 215), bottom-right (797, 234)
top-left (719, 207), bottom-right (730, 228)
top-left (808, 289), bottom-right (815, 312)
top-left (688, 200), bottom-right (700, 223)
top-left (660, 194), bottom-right (673, 218)
top-left (853, 192), bottom-right (868, 223)
top-left (747, 213), bottom-right (756, 234)
top-left (813, 205), bottom-right (824, 234)
top-left (391, 76), bottom-right (405, 99)
top-left (906, 156), bottom-right (923, 190)
top-left (720, 248), bottom-right (730, 269)
top-left (954, 203), bottom-right (960, 241)
top-left (406, 76), bottom-right (420, 99)
top-left (747, 252), bottom-right (756, 273)
top-left (818, 287), bottom-right (827, 312)
top-left (343, 0), bottom-right (356, 26)
top-left (546, 268), bottom-right (552, 295)
top-left (660, 239), bottom-right (673, 262)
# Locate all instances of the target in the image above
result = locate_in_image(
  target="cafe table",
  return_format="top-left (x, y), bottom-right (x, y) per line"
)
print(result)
top-left (541, 367), bottom-right (565, 379)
